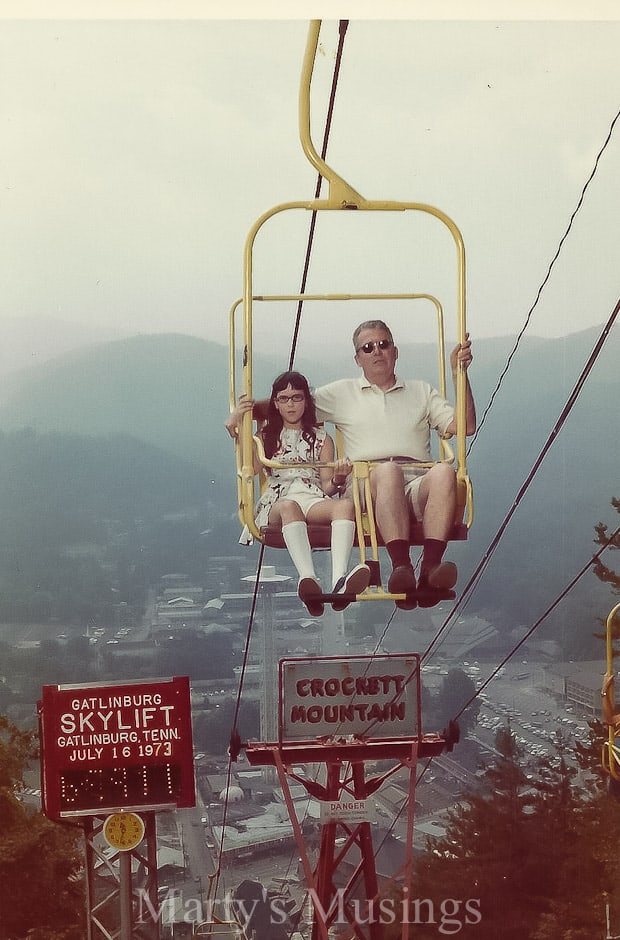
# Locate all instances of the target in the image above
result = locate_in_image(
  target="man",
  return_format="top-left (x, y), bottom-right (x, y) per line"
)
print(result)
top-left (313, 320), bottom-right (475, 609)
top-left (226, 319), bottom-right (476, 609)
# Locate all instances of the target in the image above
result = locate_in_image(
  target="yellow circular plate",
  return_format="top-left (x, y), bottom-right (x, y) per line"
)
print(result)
top-left (103, 812), bottom-right (145, 851)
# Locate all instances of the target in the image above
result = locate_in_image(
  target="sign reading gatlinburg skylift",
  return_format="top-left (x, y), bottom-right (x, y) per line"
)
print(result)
top-left (38, 677), bottom-right (195, 819)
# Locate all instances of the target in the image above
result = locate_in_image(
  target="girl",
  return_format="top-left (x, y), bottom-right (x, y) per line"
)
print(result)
top-left (231, 371), bottom-right (370, 616)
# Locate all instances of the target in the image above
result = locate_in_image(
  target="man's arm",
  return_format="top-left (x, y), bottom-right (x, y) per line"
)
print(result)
top-left (224, 396), bottom-right (269, 438)
top-left (445, 334), bottom-right (476, 437)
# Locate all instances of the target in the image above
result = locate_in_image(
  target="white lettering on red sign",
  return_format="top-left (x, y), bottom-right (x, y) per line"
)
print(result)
top-left (56, 691), bottom-right (178, 763)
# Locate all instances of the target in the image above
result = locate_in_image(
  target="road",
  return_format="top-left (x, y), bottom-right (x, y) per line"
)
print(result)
top-left (169, 806), bottom-right (217, 917)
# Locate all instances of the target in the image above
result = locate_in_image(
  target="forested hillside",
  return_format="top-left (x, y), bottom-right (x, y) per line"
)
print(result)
top-left (0, 428), bottom-right (228, 624)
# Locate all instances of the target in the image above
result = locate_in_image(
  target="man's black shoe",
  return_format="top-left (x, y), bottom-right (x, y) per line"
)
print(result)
top-left (388, 564), bottom-right (417, 611)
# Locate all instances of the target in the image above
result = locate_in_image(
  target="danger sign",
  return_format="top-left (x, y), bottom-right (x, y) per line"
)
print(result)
top-left (320, 798), bottom-right (376, 823)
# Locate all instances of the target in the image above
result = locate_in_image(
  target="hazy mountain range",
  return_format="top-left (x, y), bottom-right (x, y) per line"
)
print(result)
top-left (0, 317), bottom-right (129, 378)
top-left (0, 319), bottom-right (616, 652)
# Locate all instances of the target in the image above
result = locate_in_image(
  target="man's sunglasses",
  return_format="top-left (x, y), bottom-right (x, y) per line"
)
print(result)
top-left (356, 339), bottom-right (394, 354)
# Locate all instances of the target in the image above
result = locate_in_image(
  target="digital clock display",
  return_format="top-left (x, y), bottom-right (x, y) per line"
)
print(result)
top-left (59, 763), bottom-right (183, 812)
top-left (39, 677), bottom-right (196, 819)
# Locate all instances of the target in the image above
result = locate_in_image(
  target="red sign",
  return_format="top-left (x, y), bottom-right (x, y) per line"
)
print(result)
top-left (38, 677), bottom-right (195, 819)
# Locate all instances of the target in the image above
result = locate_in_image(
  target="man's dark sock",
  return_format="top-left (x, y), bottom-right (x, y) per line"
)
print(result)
top-left (420, 539), bottom-right (447, 579)
top-left (386, 539), bottom-right (411, 569)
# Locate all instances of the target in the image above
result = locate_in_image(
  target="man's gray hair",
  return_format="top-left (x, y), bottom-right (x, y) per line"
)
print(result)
top-left (352, 320), bottom-right (394, 349)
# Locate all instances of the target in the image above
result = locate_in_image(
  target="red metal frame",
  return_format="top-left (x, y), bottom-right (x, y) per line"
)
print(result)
top-left (245, 732), bottom-right (450, 940)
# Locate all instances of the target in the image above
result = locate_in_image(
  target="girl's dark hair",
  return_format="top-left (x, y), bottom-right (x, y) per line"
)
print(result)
top-left (262, 371), bottom-right (319, 459)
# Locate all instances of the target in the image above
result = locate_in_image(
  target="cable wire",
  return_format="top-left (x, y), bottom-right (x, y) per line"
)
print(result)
top-left (212, 543), bottom-right (265, 902)
top-left (425, 295), bottom-right (620, 664)
top-left (373, 525), bottom-right (620, 890)
top-left (455, 523), bottom-right (620, 720)
top-left (217, 21), bottom-right (353, 910)
top-left (468, 106), bottom-right (620, 454)
top-left (288, 20), bottom-right (349, 371)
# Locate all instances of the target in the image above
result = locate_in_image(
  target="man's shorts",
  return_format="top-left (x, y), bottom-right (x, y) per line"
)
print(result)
top-left (345, 462), bottom-right (429, 522)
top-left (403, 470), bottom-right (428, 521)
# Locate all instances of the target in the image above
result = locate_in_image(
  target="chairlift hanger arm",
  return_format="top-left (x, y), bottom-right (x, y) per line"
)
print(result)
top-left (300, 20), bottom-right (364, 209)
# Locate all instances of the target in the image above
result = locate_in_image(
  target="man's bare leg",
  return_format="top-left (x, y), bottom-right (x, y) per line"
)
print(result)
top-left (416, 464), bottom-right (458, 592)
top-left (370, 463), bottom-right (417, 609)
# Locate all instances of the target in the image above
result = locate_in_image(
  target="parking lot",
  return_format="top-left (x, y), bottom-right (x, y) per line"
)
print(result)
top-left (470, 661), bottom-right (594, 766)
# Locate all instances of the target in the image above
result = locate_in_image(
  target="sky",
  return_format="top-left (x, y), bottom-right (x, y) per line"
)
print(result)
top-left (0, 3), bottom-right (618, 358)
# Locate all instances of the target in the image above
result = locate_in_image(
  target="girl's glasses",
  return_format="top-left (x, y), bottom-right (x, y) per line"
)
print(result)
top-left (275, 393), bottom-right (305, 404)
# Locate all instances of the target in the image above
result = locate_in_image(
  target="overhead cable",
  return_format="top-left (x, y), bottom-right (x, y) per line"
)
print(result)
top-left (289, 20), bottom-right (349, 370)
top-left (214, 542), bottom-right (265, 902)
top-left (468, 106), bottom-right (620, 452)
top-left (455, 523), bottom-right (620, 721)
top-left (424, 295), bottom-right (620, 664)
